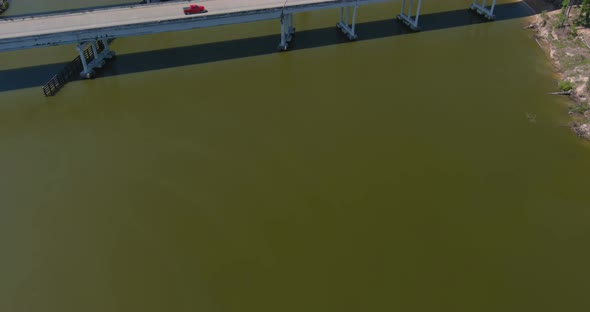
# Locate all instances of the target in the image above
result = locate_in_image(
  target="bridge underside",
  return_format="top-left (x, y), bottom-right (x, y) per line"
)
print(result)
top-left (396, 0), bottom-right (495, 31)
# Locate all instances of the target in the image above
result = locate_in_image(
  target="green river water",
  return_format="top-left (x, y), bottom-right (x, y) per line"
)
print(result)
top-left (1, 0), bottom-right (590, 311)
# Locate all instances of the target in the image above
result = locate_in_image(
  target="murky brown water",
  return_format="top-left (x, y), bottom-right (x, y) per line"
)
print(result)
top-left (1, 1), bottom-right (590, 311)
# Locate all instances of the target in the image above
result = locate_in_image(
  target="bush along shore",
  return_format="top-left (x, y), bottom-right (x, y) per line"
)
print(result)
top-left (525, 0), bottom-right (590, 140)
top-left (0, 0), bottom-right (9, 15)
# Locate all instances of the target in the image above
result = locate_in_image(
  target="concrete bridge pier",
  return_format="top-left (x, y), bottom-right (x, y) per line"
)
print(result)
top-left (76, 39), bottom-right (116, 79)
top-left (469, 0), bottom-right (496, 20)
top-left (397, 0), bottom-right (422, 31)
top-left (278, 12), bottom-right (295, 51)
top-left (336, 4), bottom-right (359, 40)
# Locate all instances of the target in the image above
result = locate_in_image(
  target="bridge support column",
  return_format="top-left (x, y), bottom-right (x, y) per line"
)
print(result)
top-left (469, 0), bottom-right (496, 20)
top-left (336, 5), bottom-right (358, 40)
top-left (397, 0), bottom-right (422, 31)
top-left (278, 13), bottom-right (295, 51)
top-left (76, 40), bottom-right (116, 79)
top-left (76, 45), bottom-right (90, 77)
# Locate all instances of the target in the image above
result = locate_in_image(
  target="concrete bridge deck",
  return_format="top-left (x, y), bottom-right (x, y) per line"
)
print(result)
top-left (0, 1), bottom-right (352, 39)
top-left (0, 0), bottom-right (392, 51)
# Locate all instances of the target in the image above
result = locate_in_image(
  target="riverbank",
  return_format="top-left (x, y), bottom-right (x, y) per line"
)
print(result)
top-left (0, 0), bottom-right (9, 15)
top-left (524, 0), bottom-right (590, 140)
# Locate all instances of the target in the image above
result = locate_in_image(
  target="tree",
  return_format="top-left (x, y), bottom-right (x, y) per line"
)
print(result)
top-left (0, 0), bottom-right (10, 12)
top-left (559, 0), bottom-right (574, 28)
top-left (580, 0), bottom-right (590, 26)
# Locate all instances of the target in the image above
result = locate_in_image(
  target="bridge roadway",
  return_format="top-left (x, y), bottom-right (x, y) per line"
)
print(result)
top-left (0, 0), bottom-right (392, 52)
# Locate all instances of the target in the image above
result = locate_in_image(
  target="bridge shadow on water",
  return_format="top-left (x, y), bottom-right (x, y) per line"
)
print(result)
top-left (0, 2), bottom-right (537, 93)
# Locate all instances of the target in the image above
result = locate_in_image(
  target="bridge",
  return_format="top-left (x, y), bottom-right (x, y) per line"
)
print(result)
top-left (0, 0), bottom-right (497, 79)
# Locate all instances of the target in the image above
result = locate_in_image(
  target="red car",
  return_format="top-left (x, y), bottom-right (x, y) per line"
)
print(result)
top-left (183, 4), bottom-right (207, 15)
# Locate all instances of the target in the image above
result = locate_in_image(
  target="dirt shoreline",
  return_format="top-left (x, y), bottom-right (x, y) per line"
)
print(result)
top-left (522, 0), bottom-right (590, 140)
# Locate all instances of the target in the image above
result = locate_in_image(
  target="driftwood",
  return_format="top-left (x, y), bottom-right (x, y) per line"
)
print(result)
top-left (548, 91), bottom-right (573, 95)
top-left (524, 24), bottom-right (536, 29)
top-left (526, 113), bottom-right (537, 123)
top-left (571, 123), bottom-right (587, 137)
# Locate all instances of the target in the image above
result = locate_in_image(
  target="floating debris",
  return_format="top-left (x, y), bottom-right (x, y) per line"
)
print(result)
top-left (526, 113), bottom-right (537, 123)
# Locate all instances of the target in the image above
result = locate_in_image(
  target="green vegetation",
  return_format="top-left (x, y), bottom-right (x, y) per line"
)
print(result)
top-left (0, 0), bottom-right (9, 14)
top-left (571, 24), bottom-right (578, 37)
top-left (560, 52), bottom-right (587, 71)
top-left (559, 80), bottom-right (574, 91)
top-left (556, 41), bottom-right (565, 49)
top-left (569, 102), bottom-right (589, 114)
top-left (575, 0), bottom-right (590, 26)
top-left (536, 1), bottom-right (590, 138)
top-left (558, 0), bottom-right (572, 28)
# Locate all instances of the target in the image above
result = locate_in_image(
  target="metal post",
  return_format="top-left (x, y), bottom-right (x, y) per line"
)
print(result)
top-left (401, 0), bottom-right (406, 16)
top-left (414, 0), bottom-right (422, 25)
top-left (346, 6), bottom-right (350, 26)
top-left (288, 13), bottom-right (294, 34)
top-left (280, 16), bottom-right (286, 46)
top-left (91, 42), bottom-right (98, 59)
top-left (351, 6), bottom-right (357, 34)
top-left (336, 4), bottom-right (358, 40)
top-left (278, 13), bottom-right (293, 51)
top-left (398, 0), bottom-right (421, 30)
top-left (101, 39), bottom-right (110, 54)
top-left (76, 46), bottom-right (89, 74)
top-left (470, 0), bottom-right (496, 20)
